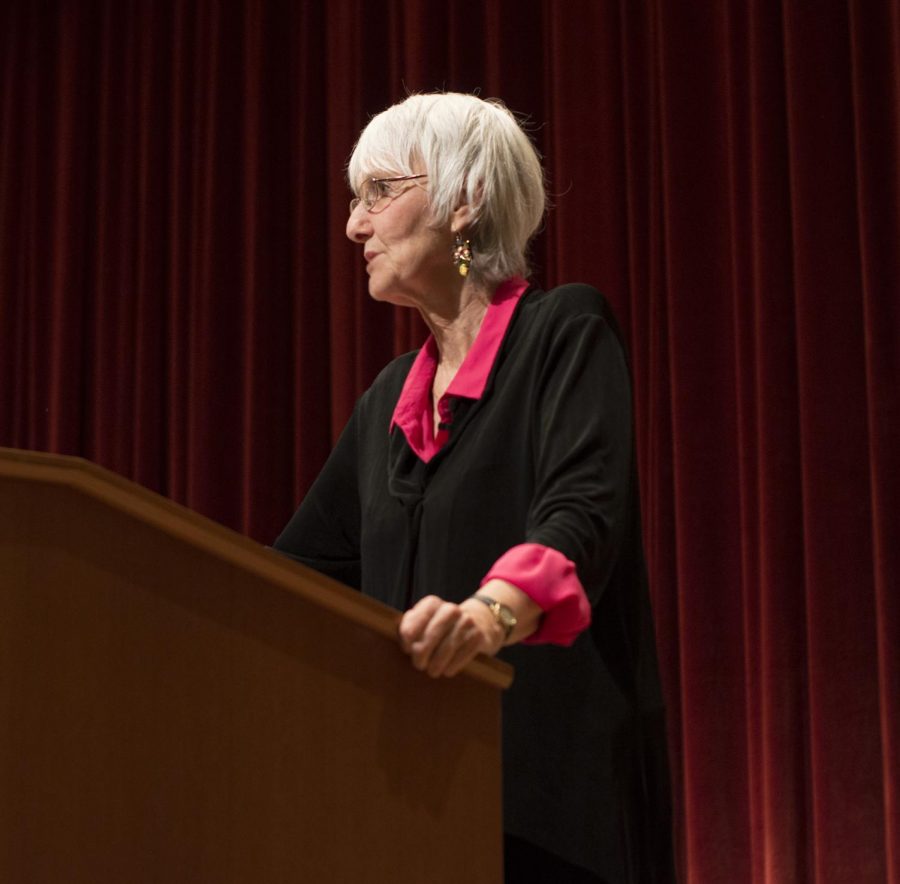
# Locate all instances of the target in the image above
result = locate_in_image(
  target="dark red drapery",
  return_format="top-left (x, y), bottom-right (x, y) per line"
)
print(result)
top-left (2, 1), bottom-right (898, 881)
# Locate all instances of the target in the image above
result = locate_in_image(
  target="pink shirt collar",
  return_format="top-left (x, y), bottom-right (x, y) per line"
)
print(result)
top-left (390, 276), bottom-right (530, 461)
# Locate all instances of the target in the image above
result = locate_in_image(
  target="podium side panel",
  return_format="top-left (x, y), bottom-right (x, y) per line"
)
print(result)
top-left (0, 477), bottom-right (503, 884)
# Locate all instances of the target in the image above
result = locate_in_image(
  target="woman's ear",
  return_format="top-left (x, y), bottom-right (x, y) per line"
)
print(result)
top-left (450, 182), bottom-right (482, 233)
top-left (450, 201), bottom-right (475, 233)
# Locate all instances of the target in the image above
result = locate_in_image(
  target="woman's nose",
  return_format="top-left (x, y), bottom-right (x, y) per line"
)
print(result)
top-left (346, 204), bottom-right (370, 242)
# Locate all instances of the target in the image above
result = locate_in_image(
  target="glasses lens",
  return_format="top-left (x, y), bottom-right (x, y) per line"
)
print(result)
top-left (364, 179), bottom-right (385, 212)
top-left (351, 176), bottom-right (423, 215)
top-left (349, 180), bottom-right (377, 214)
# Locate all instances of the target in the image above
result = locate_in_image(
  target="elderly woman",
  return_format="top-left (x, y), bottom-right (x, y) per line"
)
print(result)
top-left (274, 92), bottom-right (673, 884)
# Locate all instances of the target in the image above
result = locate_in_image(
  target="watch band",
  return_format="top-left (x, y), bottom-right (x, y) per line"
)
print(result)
top-left (472, 594), bottom-right (517, 640)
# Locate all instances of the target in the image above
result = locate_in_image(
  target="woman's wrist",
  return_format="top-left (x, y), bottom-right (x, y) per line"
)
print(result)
top-left (471, 594), bottom-right (517, 641)
top-left (471, 578), bottom-right (543, 645)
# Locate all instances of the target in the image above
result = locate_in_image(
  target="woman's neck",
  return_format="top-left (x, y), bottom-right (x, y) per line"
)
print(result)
top-left (418, 280), bottom-right (494, 371)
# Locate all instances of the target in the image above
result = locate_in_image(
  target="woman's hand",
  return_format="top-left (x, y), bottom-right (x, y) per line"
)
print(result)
top-left (397, 580), bottom-right (543, 677)
top-left (398, 595), bottom-right (506, 678)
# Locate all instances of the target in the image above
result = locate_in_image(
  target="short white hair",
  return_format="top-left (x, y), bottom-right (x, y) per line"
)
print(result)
top-left (347, 92), bottom-right (546, 285)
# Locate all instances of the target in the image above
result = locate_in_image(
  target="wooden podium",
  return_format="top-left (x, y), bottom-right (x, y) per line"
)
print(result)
top-left (0, 449), bottom-right (512, 883)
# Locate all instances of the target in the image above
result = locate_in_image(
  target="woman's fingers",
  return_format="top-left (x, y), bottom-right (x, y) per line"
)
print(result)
top-left (397, 597), bottom-right (504, 677)
top-left (440, 628), bottom-right (487, 677)
top-left (409, 601), bottom-right (465, 672)
top-left (398, 595), bottom-right (443, 651)
top-left (421, 607), bottom-right (481, 677)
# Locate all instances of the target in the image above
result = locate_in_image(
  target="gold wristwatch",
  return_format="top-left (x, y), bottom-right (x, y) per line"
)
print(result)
top-left (473, 594), bottom-right (517, 640)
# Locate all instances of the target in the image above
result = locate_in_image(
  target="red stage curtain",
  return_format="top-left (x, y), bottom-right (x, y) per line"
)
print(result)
top-left (1, 2), bottom-right (898, 881)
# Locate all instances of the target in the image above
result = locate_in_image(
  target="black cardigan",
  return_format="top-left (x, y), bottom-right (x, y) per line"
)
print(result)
top-left (274, 284), bottom-right (674, 883)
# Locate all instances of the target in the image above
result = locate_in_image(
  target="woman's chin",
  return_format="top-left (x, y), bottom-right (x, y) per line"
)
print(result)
top-left (367, 283), bottom-right (394, 304)
top-left (367, 279), bottom-right (419, 309)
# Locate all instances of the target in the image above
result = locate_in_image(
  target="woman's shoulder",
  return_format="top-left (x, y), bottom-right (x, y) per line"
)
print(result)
top-left (518, 282), bottom-right (623, 341)
top-left (522, 282), bottom-right (613, 320)
top-left (359, 349), bottom-right (419, 406)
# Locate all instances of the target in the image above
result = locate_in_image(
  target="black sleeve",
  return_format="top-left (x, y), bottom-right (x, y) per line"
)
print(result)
top-left (525, 300), bottom-right (634, 602)
top-left (272, 407), bottom-right (363, 589)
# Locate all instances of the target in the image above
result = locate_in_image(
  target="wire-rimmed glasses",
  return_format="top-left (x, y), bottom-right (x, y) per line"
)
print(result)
top-left (349, 174), bottom-right (428, 215)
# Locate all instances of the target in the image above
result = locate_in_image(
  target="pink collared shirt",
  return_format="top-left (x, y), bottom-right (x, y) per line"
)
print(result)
top-left (389, 277), bottom-right (591, 645)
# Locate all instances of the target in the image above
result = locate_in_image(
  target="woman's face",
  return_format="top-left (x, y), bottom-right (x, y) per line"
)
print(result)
top-left (345, 175), bottom-right (460, 308)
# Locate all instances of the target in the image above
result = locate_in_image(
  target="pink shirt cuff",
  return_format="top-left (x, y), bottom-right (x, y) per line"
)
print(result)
top-left (480, 543), bottom-right (591, 646)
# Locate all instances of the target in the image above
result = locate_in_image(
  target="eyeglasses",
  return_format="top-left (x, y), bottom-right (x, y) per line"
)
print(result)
top-left (349, 174), bottom-right (427, 215)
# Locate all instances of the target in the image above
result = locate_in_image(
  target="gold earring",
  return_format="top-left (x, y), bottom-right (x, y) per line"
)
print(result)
top-left (452, 233), bottom-right (473, 277)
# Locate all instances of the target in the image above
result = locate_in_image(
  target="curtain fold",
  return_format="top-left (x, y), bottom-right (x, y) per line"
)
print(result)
top-left (2, 1), bottom-right (897, 880)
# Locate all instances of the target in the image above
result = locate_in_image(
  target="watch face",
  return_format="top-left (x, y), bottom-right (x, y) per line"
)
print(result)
top-left (475, 595), bottom-right (516, 636)
top-left (493, 603), bottom-right (516, 635)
